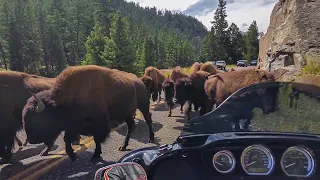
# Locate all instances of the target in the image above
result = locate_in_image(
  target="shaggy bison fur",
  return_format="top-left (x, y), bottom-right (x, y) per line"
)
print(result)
top-left (169, 66), bottom-right (189, 82)
top-left (22, 65), bottom-right (151, 162)
top-left (200, 62), bottom-right (218, 74)
top-left (289, 75), bottom-right (320, 109)
top-left (175, 71), bottom-right (213, 120)
top-left (141, 66), bottom-right (165, 102)
top-left (204, 69), bottom-right (276, 129)
top-left (112, 69), bottom-right (154, 140)
top-left (162, 79), bottom-right (175, 117)
top-left (189, 62), bottom-right (201, 75)
top-left (0, 71), bottom-right (55, 163)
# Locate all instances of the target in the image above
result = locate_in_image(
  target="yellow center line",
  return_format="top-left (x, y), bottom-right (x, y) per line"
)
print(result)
top-left (8, 137), bottom-right (93, 180)
top-left (9, 103), bottom-right (162, 180)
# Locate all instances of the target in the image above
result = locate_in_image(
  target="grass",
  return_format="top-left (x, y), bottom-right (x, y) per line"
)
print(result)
top-left (226, 64), bottom-right (236, 68)
top-left (302, 54), bottom-right (320, 75)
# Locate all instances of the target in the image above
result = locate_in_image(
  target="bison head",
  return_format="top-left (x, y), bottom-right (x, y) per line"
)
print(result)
top-left (174, 78), bottom-right (191, 105)
top-left (162, 79), bottom-right (174, 103)
top-left (22, 90), bottom-right (63, 144)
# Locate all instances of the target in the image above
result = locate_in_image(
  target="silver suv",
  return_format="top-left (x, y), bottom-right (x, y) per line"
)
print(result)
top-left (216, 61), bottom-right (226, 71)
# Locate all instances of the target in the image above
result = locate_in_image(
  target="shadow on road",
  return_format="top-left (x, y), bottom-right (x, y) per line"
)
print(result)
top-left (115, 120), bottom-right (163, 144)
top-left (39, 151), bottom-right (116, 180)
top-left (153, 103), bottom-right (180, 112)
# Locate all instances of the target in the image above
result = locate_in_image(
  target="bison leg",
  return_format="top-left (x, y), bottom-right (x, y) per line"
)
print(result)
top-left (119, 117), bottom-right (136, 151)
top-left (143, 111), bottom-right (155, 143)
top-left (40, 133), bottom-right (59, 156)
top-left (72, 134), bottom-right (81, 145)
top-left (63, 132), bottom-right (77, 162)
top-left (23, 139), bottom-right (28, 146)
top-left (14, 135), bottom-right (23, 147)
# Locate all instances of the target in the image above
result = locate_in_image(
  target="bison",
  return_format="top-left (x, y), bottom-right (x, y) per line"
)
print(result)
top-left (22, 65), bottom-right (154, 162)
top-left (289, 75), bottom-right (320, 109)
top-left (168, 66), bottom-right (189, 82)
top-left (0, 71), bottom-right (56, 163)
top-left (112, 69), bottom-right (154, 140)
top-left (175, 71), bottom-right (213, 120)
top-left (204, 69), bottom-right (276, 129)
top-left (189, 62), bottom-right (201, 75)
top-left (141, 66), bottom-right (165, 102)
top-left (227, 68), bottom-right (236, 72)
top-left (200, 62), bottom-right (218, 74)
top-left (162, 79), bottom-right (175, 117)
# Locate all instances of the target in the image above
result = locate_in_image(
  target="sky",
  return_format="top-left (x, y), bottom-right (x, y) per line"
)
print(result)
top-left (125, 0), bottom-right (278, 33)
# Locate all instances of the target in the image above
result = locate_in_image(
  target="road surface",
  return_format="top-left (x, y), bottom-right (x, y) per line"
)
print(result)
top-left (0, 99), bottom-right (198, 180)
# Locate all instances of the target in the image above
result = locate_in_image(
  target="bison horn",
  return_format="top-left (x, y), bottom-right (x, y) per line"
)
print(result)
top-left (28, 90), bottom-right (45, 113)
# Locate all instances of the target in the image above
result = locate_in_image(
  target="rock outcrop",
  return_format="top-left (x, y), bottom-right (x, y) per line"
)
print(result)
top-left (259, 0), bottom-right (320, 81)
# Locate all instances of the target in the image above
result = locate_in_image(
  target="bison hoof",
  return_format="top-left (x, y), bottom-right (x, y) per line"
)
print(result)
top-left (148, 139), bottom-right (155, 143)
top-left (118, 145), bottom-right (127, 151)
top-left (40, 150), bottom-right (49, 156)
top-left (72, 140), bottom-right (80, 145)
top-left (168, 113), bottom-right (171, 117)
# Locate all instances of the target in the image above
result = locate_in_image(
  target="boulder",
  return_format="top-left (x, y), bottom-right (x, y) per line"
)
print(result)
top-left (259, 0), bottom-right (320, 81)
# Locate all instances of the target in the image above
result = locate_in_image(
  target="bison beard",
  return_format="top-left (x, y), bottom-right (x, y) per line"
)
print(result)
top-left (0, 71), bottom-right (56, 163)
top-left (22, 65), bottom-right (154, 162)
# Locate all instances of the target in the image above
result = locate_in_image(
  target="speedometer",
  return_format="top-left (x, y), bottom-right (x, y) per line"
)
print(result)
top-left (281, 146), bottom-right (316, 177)
top-left (213, 150), bottom-right (236, 174)
top-left (241, 145), bottom-right (275, 175)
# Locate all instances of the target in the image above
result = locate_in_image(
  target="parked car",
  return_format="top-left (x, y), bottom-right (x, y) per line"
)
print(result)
top-left (250, 60), bottom-right (258, 66)
top-left (216, 61), bottom-right (226, 70)
top-left (237, 60), bottom-right (248, 67)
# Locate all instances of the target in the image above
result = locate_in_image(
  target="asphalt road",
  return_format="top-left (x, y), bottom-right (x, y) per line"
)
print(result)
top-left (0, 99), bottom-right (198, 180)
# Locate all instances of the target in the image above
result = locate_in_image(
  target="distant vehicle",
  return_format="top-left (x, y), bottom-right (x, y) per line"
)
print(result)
top-left (216, 61), bottom-right (226, 70)
top-left (250, 60), bottom-right (258, 66)
top-left (237, 60), bottom-right (248, 67)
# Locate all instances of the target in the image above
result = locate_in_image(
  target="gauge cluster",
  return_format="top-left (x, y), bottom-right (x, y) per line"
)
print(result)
top-left (211, 145), bottom-right (316, 177)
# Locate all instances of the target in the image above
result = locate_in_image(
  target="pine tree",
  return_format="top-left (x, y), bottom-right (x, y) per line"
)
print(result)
top-left (110, 13), bottom-right (136, 73)
top-left (82, 23), bottom-right (112, 66)
top-left (243, 20), bottom-right (259, 60)
top-left (141, 37), bottom-right (155, 68)
top-left (227, 23), bottom-right (244, 63)
top-left (211, 0), bottom-right (228, 61)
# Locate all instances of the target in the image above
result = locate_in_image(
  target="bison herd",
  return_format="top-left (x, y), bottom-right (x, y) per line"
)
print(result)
top-left (0, 63), bottom-right (276, 163)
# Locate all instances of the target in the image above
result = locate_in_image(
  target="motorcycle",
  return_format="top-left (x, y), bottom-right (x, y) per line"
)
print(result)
top-left (94, 81), bottom-right (320, 180)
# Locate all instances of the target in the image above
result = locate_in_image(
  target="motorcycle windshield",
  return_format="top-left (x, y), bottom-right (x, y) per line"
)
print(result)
top-left (182, 81), bottom-right (320, 135)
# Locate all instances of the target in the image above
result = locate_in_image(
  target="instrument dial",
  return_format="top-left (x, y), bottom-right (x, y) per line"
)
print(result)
top-left (281, 146), bottom-right (315, 177)
top-left (213, 150), bottom-right (236, 174)
top-left (241, 145), bottom-right (275, 175)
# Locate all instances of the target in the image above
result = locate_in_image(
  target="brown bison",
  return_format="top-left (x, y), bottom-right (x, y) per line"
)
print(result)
top-left (205, 69), bottom-right (275, 106)
top-left (0, 71), bottom-right (55, 163)
top-left (175, 71), bottom-right (213, 120)
top-left (227, 68), bottom-right (236, 72)
top-left (141, 66), bottom-right (165, 102)
top-left (189, 62), bottom-right (201, 75)
top-left (111, 69), bottom-right (154, 139)
top-left (162, 66), bottom-right (189, 114)
top-left (289, 75), bottom-right (320, 109)
top-left (204, 69), bottom-right (276, 129)
top-left (168, 66), bottom-right (189, 82)
top-left (162, 79), bottom-right (175, 117)
top-left (22, 65), bottom-right (154, 162)
top-left (200, 62), bottom-right (218, 74)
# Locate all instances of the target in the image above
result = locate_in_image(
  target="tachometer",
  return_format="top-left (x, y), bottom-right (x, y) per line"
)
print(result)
top-left (241, 145), bottom-right (275, 175)
top-left (281, 146), bottom-right (316, 177)
top-left (213, 150), bottom-right (236, 173)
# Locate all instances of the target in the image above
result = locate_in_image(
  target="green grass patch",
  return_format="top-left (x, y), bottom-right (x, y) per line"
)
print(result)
top-left (302, 54), bottom-right (320, 75)
top-left (226, 64), bottom-right (236, 68)
top-left (182, 67), bottom-right (191, 74)
top-left (163, 71), bottom-right (170, 78)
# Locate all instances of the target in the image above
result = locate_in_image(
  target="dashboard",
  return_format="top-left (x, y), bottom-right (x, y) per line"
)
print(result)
top-left (147, 132), bottom-right (320, 180)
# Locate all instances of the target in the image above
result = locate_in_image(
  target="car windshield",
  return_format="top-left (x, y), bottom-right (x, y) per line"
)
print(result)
top-left (182, 81), bottom-right (320, 135)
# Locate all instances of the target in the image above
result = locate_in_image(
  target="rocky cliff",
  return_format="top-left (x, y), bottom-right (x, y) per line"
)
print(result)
top-left (259, 0), bottom-right (320, 81)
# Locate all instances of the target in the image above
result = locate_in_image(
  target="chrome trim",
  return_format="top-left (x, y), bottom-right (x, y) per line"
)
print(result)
top-left (240, 144), bottom-right (275, 175)
top-left (212, 150), bottom-right (236, 174)
top-left (280, 146), bottom-right (316, 178)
